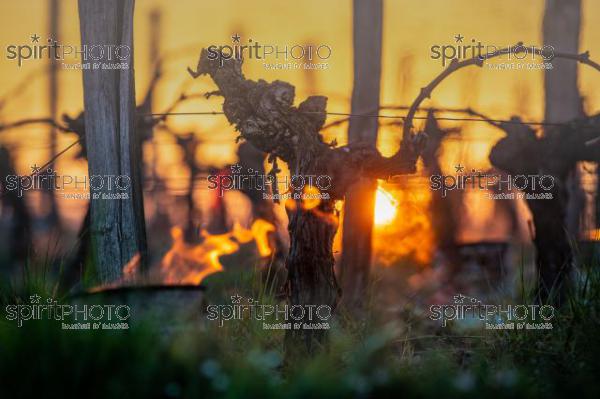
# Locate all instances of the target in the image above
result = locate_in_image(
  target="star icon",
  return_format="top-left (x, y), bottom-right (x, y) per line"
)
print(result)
top-left (31, 34), bottom-right (40, 43)
top-left (230, 164), bottom-right (242, 174)
top-left (453, 294), bottom-right (465, 304)
top-left (29, 294), bottom-right (41, 304)
top-left (454, 34), bottom-right (464, 43)
top-left (455, 164), bottom-right (465, 173)
top-left (30, 164), bottom-right (40, 174)
top-left (230, 294), bottom-right (242, 304)
top-left (231, 33), bottom-right (241, 43)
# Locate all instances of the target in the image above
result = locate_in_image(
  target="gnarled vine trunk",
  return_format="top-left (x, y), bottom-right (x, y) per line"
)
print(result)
top-left (188, 48), bottom-right (423, 354)
top-left (490, 117), bottom-right (600, 304)
top-left (285, 200), bottom-right (339, 354)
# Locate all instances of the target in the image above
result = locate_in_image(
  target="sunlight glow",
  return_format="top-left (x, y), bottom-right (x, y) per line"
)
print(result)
top-left (374, 186), bottom-right (398, 226)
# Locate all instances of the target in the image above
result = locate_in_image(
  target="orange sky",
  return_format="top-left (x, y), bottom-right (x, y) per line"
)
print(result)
top-left (0, 0), bottom-right (598, 245)
top-left (1, 0), bottom-right (599, 173)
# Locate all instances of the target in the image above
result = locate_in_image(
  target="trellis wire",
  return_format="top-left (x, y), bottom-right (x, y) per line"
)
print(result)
top-left (16, 107), bottom-right (595, 178)
top-left (146, 111), bottom-right (568, 126)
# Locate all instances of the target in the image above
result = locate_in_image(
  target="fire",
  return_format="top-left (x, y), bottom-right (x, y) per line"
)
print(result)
top-left (250, 219), bottom-right (277, 257)
top-left (160, 219), bottom-right (276, 284)
top-left (284, 186), bottom-right (323, 212)
top-left (374, 186), bottom-right (398, 226)
top-left (584, 228), bottom-right (600, 241)
top-left (160, 227), bottom-right (237, 284)
top-left (302, 185), bottom-right (322, 210)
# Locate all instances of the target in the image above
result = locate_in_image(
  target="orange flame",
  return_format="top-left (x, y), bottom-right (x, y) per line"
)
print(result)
top-left (584, 228), bottom-right (600, 241)
top-left (250, 219), bottom-right (276, 257)
top-left (159, 219), bottom-right (276, 284)
top-left (160, 227), bottom-right (236, 284)
top-left (302, 185), bottom-right (322, 210)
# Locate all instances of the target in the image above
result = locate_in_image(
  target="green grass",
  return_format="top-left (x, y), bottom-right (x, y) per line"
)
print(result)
top-left (1, 253), bottom-right (600, 398)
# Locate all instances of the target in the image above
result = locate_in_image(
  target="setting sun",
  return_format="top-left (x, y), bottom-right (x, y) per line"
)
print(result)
top-left (374, 186), bottom-right (398, 226)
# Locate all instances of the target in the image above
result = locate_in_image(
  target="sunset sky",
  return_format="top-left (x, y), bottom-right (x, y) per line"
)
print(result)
top-left (0, 0), bottom-right (598, 245)
top-left (2, 0), bottom-right (599, 166)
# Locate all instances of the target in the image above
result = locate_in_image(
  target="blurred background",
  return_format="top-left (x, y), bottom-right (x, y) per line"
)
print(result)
top-left (0, 0), bottom-right (598, 297)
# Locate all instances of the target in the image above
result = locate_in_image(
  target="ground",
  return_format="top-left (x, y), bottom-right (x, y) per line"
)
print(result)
top-left (0, 246), bottom-right (599, 398)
